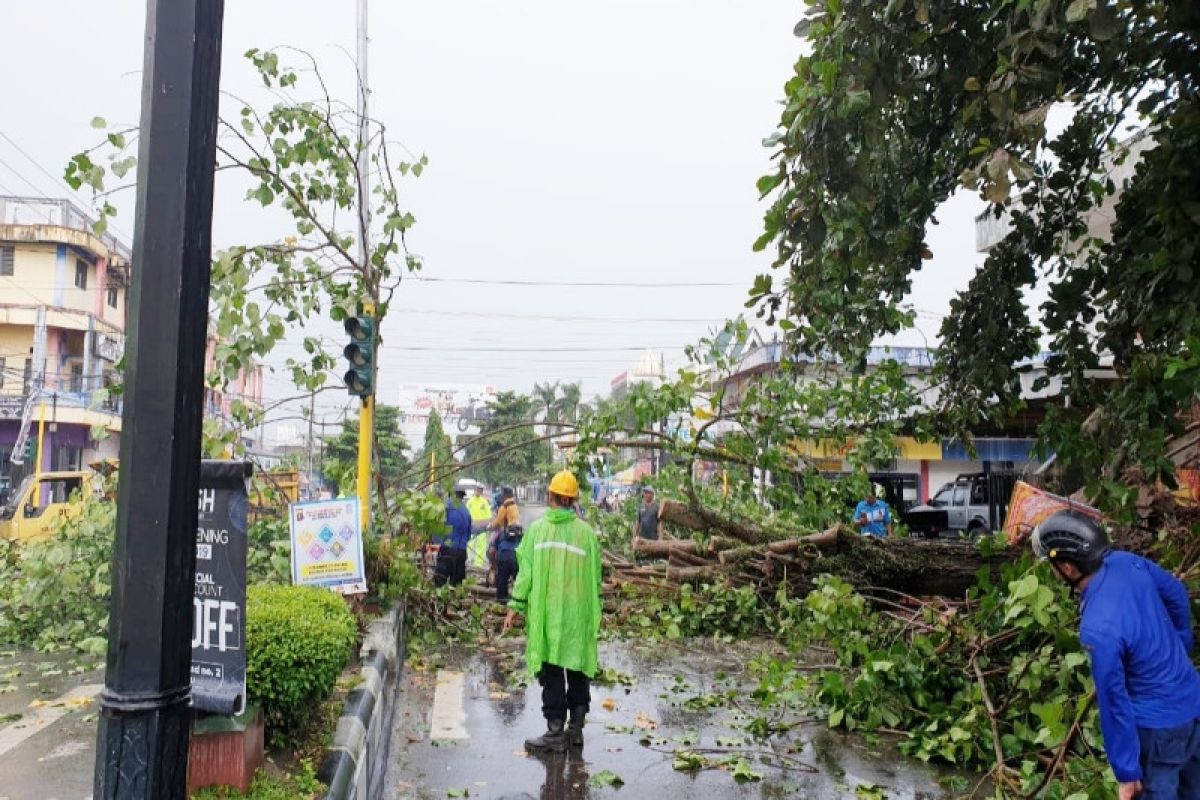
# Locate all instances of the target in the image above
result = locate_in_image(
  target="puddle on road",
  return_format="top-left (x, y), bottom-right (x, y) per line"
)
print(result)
top-left (386, 639), bottom-right (973, 799)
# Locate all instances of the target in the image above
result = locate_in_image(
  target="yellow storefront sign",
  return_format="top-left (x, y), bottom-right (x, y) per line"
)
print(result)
top-left (788, 437), bottom-right (942, 461)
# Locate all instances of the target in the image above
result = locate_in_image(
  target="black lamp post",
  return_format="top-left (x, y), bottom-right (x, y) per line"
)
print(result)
top-left (92, 1), bottom-right (226, 796)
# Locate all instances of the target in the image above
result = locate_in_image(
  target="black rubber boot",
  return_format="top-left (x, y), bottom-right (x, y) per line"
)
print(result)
top-left (567, 706), bottom-right (586, 747)
top-left (525, 718), bottom-right (568, 753)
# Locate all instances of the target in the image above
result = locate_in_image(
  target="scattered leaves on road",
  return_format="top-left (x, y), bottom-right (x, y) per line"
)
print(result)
top-left (588, 769), bottom-right (625, 789)
top-left (723, 757), bottom-right (763, 783)
top-left (633, 711), bottom-right (657, 729)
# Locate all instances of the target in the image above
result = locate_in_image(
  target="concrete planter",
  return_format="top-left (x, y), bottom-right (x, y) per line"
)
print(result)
top-left (319, 602), bottom-right (405, 800)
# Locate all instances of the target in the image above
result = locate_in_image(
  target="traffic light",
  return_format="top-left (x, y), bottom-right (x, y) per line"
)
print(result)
top-left (23, 438), bottom-right (34, 463)
top-left (343, 314), bottom-right (376, 397)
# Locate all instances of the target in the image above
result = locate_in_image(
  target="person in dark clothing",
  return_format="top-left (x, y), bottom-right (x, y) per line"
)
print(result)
top-left (490, 523), bottom-right (522, 603)
top-left (633, 487), bottom-right (659, 542)
top-left (1032, 511), bottom-right (1200, 800)
top-left (434, 486), bottom-right (472, 586)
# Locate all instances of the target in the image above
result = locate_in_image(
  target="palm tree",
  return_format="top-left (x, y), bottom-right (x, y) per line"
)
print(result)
top-left (553, 382), bottom-right (584, 425)
top-left (532, 381), bottom-right (560, 470)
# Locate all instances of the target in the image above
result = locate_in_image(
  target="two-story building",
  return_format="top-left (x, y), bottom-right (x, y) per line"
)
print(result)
top-left (0, 196), bottom-right (130, 496)
top-left (0, 195), bottom-right (266, 500)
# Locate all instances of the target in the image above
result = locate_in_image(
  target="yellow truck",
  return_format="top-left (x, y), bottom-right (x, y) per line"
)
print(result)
top-left (0, 470), bottom-right (98, 542)
top-left (0, 464), bottom-right (297, 542)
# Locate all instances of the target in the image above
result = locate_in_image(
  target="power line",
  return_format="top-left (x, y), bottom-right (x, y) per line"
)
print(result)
top-left (410, 276), bottom-right (745, 288)
top-left (387, 307), bottom-right (725, 323)
top-left (393, 345), bottom-right (680, 353)
top-left (0, 129), bottom-right (134, 242)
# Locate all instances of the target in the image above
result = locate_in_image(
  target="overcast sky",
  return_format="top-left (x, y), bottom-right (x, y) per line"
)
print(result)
top-left (0, 1), bottom-right (985, 432)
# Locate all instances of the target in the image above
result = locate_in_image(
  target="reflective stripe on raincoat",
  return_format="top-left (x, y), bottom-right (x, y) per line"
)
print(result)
top-left (509, 508), bottom-right (602, 678)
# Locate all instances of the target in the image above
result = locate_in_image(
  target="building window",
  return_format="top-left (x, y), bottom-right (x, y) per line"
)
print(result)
top-left (107, 286), bottom-right (118, 308)
top-left (22, 358), bottom-right (31, 393)
top-left (0, 246), bottom-right (13, 276)
top-left (0, 356), bottom-right (5, 389)
top-left (75, 259), bottom-right (88, 290)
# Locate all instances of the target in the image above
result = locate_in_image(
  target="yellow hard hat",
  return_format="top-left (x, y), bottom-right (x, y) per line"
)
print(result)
top-left (548, 470), bottom-right (580, 499)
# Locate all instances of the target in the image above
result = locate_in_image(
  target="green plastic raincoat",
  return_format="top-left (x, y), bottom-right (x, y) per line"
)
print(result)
top-left (509, 508), bottom-right (602, 678)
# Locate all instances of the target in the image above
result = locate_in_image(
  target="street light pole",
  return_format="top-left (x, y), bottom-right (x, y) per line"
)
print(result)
top-left (93, 1), bottom-right (226, 797)
top-left (354, 0), bottom-right (375, 533)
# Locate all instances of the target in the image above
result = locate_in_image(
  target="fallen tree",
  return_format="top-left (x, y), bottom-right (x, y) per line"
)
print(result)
top-left (623, 487), bottom-right (1200, 599)
top-left (616, 523), bottom-right (1011, 597)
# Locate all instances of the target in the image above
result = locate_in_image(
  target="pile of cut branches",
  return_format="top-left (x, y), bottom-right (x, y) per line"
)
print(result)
top-left (604, 499), bottom-right (1014, 598)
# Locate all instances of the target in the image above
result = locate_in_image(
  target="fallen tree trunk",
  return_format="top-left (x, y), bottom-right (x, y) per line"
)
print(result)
top-left (623, 504), bottom-right (1013, 597)
top-left (659, 498), bottom-right (771, 544)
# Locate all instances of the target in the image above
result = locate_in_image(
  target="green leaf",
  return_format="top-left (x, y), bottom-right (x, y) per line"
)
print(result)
top-left (588, 770), bottom-right (625, 788)
top-left (855, 783), bottom-right (886, 800)
top-left (726, 757), bottom-right (763, 783)
top-left (1009, 573), bottom-right (1038, 599)
top-left (963, 77), bottom-right (981, 92)
top-left (90, 116), bottom-right (107, 129)
top-left (252, 185), bottom-right (275, 206)
top-left (112, 157), bottom-right (137, 179)
top-left (446, 790), bottom-right (469, 798)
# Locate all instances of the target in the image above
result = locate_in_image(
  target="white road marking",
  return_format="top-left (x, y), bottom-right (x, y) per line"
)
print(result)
top-left (429, 670), bottom-right (468, 740)
top-left (0, 683), bottom-right (103, 758)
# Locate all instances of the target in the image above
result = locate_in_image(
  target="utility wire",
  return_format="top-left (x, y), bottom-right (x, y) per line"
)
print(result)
top-left (0, 129), bottom-right (134, 242)
top-left (410, 276), bottom-right (745, 288)
top-left (393, 345), bottom-right (682, 353)
top-left (387, 307), bottom-right (724, 323)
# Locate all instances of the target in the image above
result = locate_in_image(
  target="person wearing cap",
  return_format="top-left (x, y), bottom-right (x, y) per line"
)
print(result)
top-left (434, 484), bottom-right (473, 587)
top-left (503, 470), bottom-right (602, 753)
top-left (633, 486), bottom-right (660, 542)
top-left (854, 483), bottom-right (893, 538)
top-left (1032, 511), bottom-right (1200, 799)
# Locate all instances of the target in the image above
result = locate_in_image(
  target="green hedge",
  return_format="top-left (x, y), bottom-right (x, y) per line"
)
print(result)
top-left (246, 584), bottom-right (357, 744)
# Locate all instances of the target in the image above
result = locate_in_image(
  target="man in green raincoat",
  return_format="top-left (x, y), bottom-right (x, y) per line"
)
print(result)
top-left (503, 470), bottom-right (602, 753)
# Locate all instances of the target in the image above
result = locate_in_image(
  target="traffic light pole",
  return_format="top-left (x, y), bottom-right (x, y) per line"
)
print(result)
top-left (355, 0), bottom-right (374, 534)
top-left (93, 1), bottom-right (225, 796)
top-left (357, 395), bottom-right (373, 531)
top-left (356, 302), bottom-right (374, 533)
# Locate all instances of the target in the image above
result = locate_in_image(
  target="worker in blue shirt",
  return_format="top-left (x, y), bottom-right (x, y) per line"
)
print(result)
top-left (1032, 511), bottom-right (1200, 799)
top-left (434, 484), bottom-right (473, 587)
top-left (854, 484), bottom-right (893, 538)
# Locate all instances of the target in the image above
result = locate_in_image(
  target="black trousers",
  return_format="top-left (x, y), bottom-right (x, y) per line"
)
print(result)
top-left (495, 549), bottom-right (518, 602)
top-left (433, 546), bottom-right (466, 586)
top-left (537, 663), bottom-right (590, 721)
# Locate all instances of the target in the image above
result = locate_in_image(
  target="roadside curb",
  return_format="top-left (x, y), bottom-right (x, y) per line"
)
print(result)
top-left (319, 602), bottom-right (405, 800)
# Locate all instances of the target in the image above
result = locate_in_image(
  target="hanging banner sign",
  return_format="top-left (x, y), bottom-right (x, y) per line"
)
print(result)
top-left (288, 497), bottom-right (367, 594)
top-left (192, 460), bottom-right (252, 716)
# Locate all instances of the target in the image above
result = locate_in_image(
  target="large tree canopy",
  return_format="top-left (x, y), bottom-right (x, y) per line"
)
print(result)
top-left (323, 404), bottom-right (409, 488)
top-left (462, 392), bottom-right (543, 487)
top-left (754, 0), bottom-right (1198, 498)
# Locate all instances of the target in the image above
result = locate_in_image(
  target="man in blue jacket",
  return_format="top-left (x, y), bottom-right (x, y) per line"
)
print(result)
top-left (434, 485), bottom-right (473, 587)
top-left (1033, 511), bottom-right (1200, 799)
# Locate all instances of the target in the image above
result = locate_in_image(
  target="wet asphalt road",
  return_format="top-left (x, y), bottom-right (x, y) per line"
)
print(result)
top-left (0, 649), bottom-right (103, 800)
top-left (382, 639), bottom-right (964, 800)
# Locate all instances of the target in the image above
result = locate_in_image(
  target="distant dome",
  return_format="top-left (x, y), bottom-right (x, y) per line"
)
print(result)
top-left (632, 350), bottom-right (664, 379)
